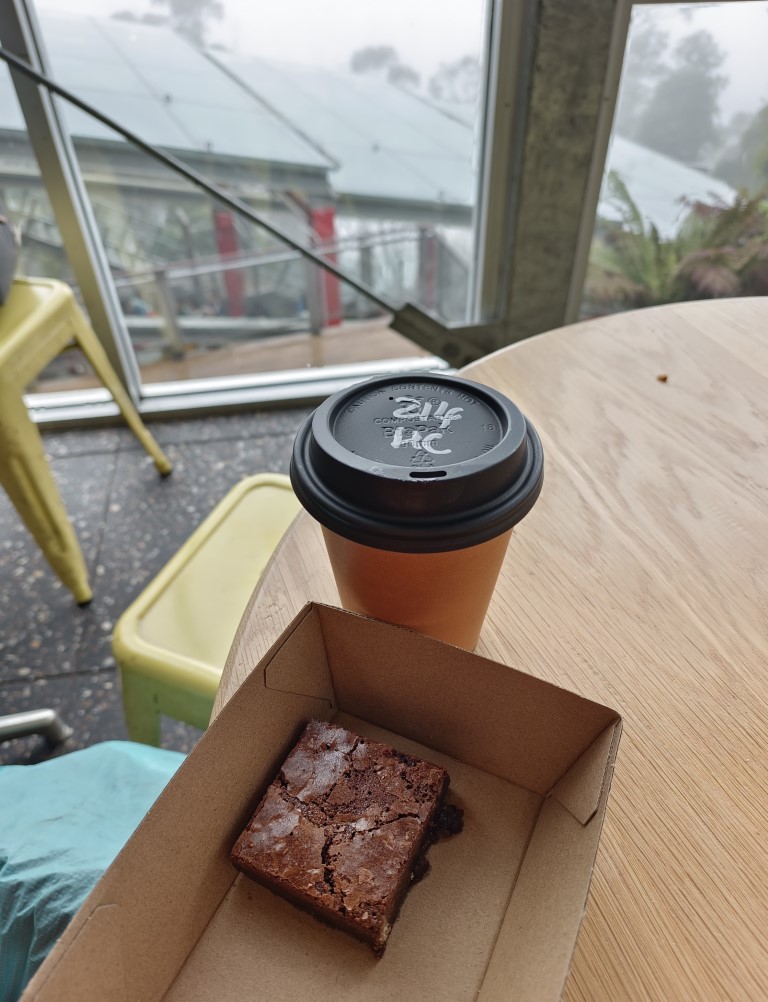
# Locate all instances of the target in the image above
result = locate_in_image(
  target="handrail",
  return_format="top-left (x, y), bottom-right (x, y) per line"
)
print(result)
top-left (116, 230), bottom-right (425, 287)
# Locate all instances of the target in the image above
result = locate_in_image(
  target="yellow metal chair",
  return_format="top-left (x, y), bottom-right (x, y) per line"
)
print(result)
top-left (112, 473), bottom-right (301, 746)
top-left (0, 276), bottom-right (172, 604)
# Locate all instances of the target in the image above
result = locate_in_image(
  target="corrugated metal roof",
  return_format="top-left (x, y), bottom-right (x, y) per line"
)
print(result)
top-left (33, 13), bottom-right (333, 170)
top-left (213, 54), bottom-right (476, 207)
top-left (600, 136), bottom-right (736, 239)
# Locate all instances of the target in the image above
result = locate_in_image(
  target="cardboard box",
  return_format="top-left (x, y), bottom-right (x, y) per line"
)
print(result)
top-left (22, 604), bottom-right (621, 1002)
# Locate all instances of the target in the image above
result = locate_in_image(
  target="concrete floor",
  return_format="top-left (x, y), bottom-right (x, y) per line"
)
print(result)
top-left (0, 406), bottom-right (312, 765)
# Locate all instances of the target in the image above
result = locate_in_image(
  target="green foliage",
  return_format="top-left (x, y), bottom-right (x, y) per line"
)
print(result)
top-left (675, 191), bottom-right (768, 298)
top-left (350, 46), bottom-right (400, 74)
top-left (151, 0), bottom-right (223, 45)
top-left (349, 46), bottom-right (478, 102)
top-left (634, 31), bottom-right (727, 164)
top-left (714, 106), bottom-right (768, 193)
top-left (428, 57), bottom-right (480, 105)
top-left (586, 173), bottom-right (678, 310)
top-left (113, 0), bottom-right (223, 46)
top-left (350, 46), bottom-right (421, 89)
top-left (613, 12), bottom-right (669, 141)
top-left (585, 172), bottom-right (768, 315)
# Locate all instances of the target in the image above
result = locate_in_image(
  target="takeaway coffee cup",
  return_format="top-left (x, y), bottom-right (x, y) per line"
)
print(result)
top-left (290, 372), bottom-right (544, 649)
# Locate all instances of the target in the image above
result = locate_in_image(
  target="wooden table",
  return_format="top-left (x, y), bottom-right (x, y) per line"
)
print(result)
top-left (216, 298), bottom-right (768, 1000)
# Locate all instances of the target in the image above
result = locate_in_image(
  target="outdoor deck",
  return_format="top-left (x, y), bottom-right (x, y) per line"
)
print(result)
top-left (33, 317), bottom-right (430, 392)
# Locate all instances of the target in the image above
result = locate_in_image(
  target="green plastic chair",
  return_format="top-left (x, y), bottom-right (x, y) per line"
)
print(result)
top-left (112, 473), bottom-right (301, 745)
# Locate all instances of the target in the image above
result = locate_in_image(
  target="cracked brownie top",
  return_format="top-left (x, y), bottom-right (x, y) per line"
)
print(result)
top-left (230, 719), bottom-right (450, 954)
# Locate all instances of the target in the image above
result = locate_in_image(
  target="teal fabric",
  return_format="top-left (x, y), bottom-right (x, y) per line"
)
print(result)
top-left (0, 741), bottom-right (184, 1002)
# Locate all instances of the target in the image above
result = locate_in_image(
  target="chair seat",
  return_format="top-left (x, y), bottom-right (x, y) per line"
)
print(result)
top-left (0, 742), bottom-right (184, 1002)
top-left (0, 278), bottom-right (74, 386)
top-left (113, 473), bottom-right (301, 744)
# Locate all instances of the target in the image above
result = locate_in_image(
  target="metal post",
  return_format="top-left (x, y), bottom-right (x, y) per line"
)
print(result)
top-left (564, 0), bottom-right (633, 323)
top-left (153, 269), bottom-right (186, 360)
top-left (304, 259), bottom-right (325, 336)
top-left (359, 234), bottom-right (375, 318)
top-left (418, 226), bottom-right (438, 313)
top-left (471, 0), bottom-right (631, 347)
top-left (175, 207), bottom-right (205, 307)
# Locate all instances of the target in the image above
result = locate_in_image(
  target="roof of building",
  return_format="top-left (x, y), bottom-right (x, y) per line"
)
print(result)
top-left (15, 12), bottom-right (332, 171)
top-left (600, 136), bottom-right (736, 239)
top-left (213, 53), bottom-right (474, 208)
top-left (0, 12), bottom-right (735, 229)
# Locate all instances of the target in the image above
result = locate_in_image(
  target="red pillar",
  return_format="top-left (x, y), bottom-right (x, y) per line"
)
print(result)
top-left (310, 206), bottom-right (341, 327)
top-left (213, 209), bottom-right (245, 317)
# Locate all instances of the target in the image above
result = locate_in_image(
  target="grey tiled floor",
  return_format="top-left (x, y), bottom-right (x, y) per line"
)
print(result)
top-left (0, 406), bottom-right (312, 765)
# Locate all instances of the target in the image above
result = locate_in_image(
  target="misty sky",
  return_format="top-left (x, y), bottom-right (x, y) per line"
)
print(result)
top-left (36, 0), bottom-right (768, 122)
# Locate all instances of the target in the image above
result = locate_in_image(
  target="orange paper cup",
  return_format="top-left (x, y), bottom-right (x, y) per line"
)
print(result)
top-left (291, 372), bottom-right (543, 650)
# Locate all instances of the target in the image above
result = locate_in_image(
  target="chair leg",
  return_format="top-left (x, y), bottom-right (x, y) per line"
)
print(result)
top-left (73, 314), bottom-right (173, 477)
top-left (0, 709), bottom-right (73, 745)
top-left (0, 394), bottom-right (92, 604)
top-left (120, 671), bottom-right (162, 747)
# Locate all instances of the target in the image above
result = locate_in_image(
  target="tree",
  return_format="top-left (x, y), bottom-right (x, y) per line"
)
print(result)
top-left (350, 46), bottom-right (399, 74)
top-left (349, 46), bottom-right (420, 89)
top-left (675, 190), bottom-right (768, 298)
top-left (348, 46), bottom-right (481, 101)
top-left (113, 0), bottom-right (223, 47)
top-left (111, 10), bottom-right (167, 29)
top-left (613, 13), bottom-right (669, 140)
top-left (428, 56), bottom-right (480, 105)
top-left (634, 30), bottom-right (727, 165)
top-left (714, 106), bottom-right (768, 193)
top-left (387, 64), bottom-right (421, 89)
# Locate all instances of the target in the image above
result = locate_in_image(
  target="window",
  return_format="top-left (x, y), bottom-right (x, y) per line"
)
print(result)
top-left (10, 1), bottom-right (757, 419)
top-left (582, 1), bottom-right (768, 319)
top-left (20, 1), bottom-right (486, 395)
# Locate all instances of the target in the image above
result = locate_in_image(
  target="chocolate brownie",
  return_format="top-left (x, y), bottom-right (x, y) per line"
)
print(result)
top-left (231, 719), bottom-right (460, 955)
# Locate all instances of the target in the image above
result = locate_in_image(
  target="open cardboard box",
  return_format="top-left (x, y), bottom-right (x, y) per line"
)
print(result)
top-left (22, 603), bottom-right (622, 1002)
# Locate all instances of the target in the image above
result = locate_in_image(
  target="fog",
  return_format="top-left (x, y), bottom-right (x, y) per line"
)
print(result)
top-left (36, 1), bottom-right (767, 123)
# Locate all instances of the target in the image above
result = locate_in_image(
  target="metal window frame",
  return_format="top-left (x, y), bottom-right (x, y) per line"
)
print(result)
top-left (24, 355), bottom-right (452, 427)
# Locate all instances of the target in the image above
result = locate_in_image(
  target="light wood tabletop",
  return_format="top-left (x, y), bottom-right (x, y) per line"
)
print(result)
top-left (216, 298), bottom-right (768, 1001)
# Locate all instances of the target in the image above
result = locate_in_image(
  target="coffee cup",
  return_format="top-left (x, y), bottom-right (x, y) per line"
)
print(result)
top-left (290, 372), bottom-right (543, 649)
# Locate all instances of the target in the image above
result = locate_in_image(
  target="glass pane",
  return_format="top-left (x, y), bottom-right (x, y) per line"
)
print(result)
top-left (0, 66), bottom-right (67, 283)
top-left (582, 1), bottom-right (768, 319)
top-left (28, 2), bottom-right (485, 390)
top-left (0, 63), bottom-right (100, 392)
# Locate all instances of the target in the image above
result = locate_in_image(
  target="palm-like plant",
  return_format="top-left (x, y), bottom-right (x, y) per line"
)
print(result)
top-left (584, 171), bottom-right (768, 316)
top-left (586, 172), bottom-right (679, 312)
top-left (675, 191), bottom-right (768, 298)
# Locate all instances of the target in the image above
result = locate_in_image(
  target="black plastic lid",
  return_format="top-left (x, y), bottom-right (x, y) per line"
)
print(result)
top-left (290, 371), bottom-right (544, 552)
